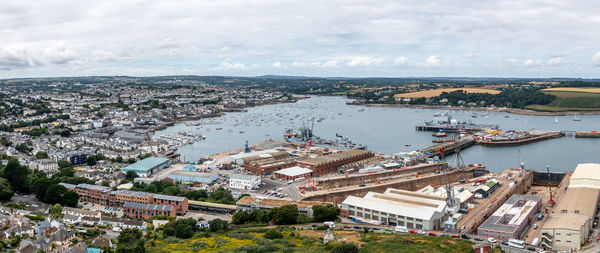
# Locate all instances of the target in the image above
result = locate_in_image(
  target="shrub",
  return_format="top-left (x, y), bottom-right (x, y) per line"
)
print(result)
top-left (264, 229), bottom-right (283, 239)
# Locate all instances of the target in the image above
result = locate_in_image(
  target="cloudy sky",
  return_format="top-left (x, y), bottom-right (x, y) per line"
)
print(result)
top-left (1, 0), bottom-right (600, 78)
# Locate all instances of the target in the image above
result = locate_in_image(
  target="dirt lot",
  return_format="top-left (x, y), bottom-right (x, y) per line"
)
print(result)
top-left (297, 229), bottom-right (363, 245)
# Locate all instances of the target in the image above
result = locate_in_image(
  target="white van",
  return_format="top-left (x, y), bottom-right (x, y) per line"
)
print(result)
top-left (324, 221), bottom-right (335, 228)
top-left (112, 227), bottom-right (122, 232)
top-left (394, 225), bottom-right (408, 233)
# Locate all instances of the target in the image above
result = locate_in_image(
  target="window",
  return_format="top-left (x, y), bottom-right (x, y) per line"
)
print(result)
top-left (406, 217), bottom-right (413, 221)
top-left (566, 240), bottom-right (571, 243)
top-left (416, 219), bottom-right (423, 222)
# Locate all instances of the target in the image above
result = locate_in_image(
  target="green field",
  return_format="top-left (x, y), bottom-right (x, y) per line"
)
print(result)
top-left (145, 228), bottom-right (477, 253)
top-left (526, 90), bottom-right (600, 111)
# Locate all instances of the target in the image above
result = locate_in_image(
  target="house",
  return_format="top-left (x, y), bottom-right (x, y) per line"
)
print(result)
top-left (197, 220), bottom-right (210, 229)
top-left (229, 174), bottom-right (261, 190)
top-left (64, 242), bottom-right (88, 253)
top-left (92, 235), bottom-right (113, 249)
top-left (50, 227), bottom-right (75, 246)
top-left (82, 216), bottom-right (100, 226)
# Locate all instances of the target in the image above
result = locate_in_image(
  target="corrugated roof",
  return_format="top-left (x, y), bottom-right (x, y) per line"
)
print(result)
top-left (230, 174), bottom-right (260, 181)
top-left (274, 166), bottom-right (313, 177)
top-left (570, 163), bottom-right (600, 189)
top-left (122, 157), bottom-right (169, 173)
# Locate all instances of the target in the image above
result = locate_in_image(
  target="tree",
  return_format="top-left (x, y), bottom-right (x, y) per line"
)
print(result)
top-left (0, 178), bottom-right (14, 201)
top-left (312, 204), bottom-right (340, 222)
top-left (232, 211), bottom-right (250, 225)
top-left (250, 209), bottom-right (269, 223)
top-left (35, 151), bottom-right (49, 159)
top-left (116, 228), bottom-right (145, 253)
top-left (126, 171), bottom-right (138, 181)
top-left (86, 156), bottom-right (97, 166)
top-left (101, 181), bottom-right (110, 187)
top-left (164, 218), bottom-right (198, 239)
top-left (31, 177), bottom-right (52, 201)
top-left (59, 130), bottom-right (71, 137)
top-left (116, 156), bottom-right (124, 163)
top-left (58, 160), bottom-right (72, 169)
top-left (184, 190), bottom-right (208, 200)
top-left (208, 219), bottom-right (229, 232)
top-left (264, 229), bottom-right (283, 239)
top-left (296, 213), bottom-right (311, 224)
top-left (49, 204), bottom-right (63, 218)
top-left (269, 204), bottom-right (298, 225)
top-left (54, 167), bottom-right (75, 178)
top-left (127, 158), bottom-right (137, 164)
top-left (15, 143), bottom-right (31, 153)
top-left (44, 184), bottom-right (67, 204)
top-left (331, 243), bottom-right (358, 253)
top-left (208, 187), bottom-right (235, 204)
top-left (63, 191), bottom-right (79, 207)
top-left (162, 186), bottom-right (181, 196)
top-left (4, 159), bottom-right (30, 193)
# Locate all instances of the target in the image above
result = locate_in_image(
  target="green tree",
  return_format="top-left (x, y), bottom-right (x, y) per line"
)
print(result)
top-left (231, 211), bottom-right (250, 224)
top-left (296, 213), bottom-right (312, 224)
top-left (208, 219), bottom-right (229, 232)
top-left (264, 229), bottom-right (283, 239)
top-left (250, 209), bottom-right (269, 223)
top-left (126, 171), bottom-right (138, 181)
top-left (126, 158), bottom-right (137, 164)
top-left (164, 218), bottom-right (198, 239)
top-left (162, 186), bottom-right (181, 196)
top-left (4, 159), bottom-right (30, 193)
top-left (101, 181), bottom-right (110, 187)
top-left (44, 184), bottom-right (67, 204)
top-left (269, 204), bottom-right (298, 225)
top-left (86, 156), bottom-right (97, 166)
top-left (331, 243), bottom-right (358, 253)
top-left (0, 178), bottom-right (14, 201)
top-left (31, 177), bottom-right (53, 201)
top-left (57, 160), bottom-right (72, 169)
top-left (63, 191), bottom-right (79, 207)
top-left (49, 204), bottom-right (63, 218)
top-left (35, 151), bottom-right (49, 159)
top-left (116, 228), bottom-right (145, 253)
top-left (208, 187), bottom-right (235, 204)
top-left (312, 204), bottom-right (340, 222)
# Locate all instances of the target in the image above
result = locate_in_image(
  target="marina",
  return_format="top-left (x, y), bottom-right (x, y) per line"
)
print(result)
top-left (155, 96), bottom-right (600, 172)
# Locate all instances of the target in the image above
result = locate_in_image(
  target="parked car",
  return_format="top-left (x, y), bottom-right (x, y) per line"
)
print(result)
top-left (488, 237), bottom-right (497, 243)
top-left (527, 246), bottom-right (536, 251)
top-left (409, 229), bottom-right (417, 234)
top-left (353, 226), bottom-right (361, 229)
top-left (417, 230), bottom-right (426, 235)
top-left (439, 233), bottom-right (448, 237)
top-left (311, 224), bottom-right (318, 227)
top-left (461, 234), bottom-right (471, 239)
top-left (371, 227), bottom-right (380, 231)
top-left (428, 232), bottom-right (437, 236)
top-left (474, 237), bottom-right (484, 241)
top-left (451, 234), bottom-right (460, 238)
top-left (501, 241), bottom-right (509, 246)
top-left (343, 225), bottom-right (351, 228)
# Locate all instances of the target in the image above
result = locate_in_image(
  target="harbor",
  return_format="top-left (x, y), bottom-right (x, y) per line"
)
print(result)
top-left (156, 96), bottom-right (600, 172)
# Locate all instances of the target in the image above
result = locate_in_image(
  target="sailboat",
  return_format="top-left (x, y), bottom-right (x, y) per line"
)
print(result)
top-left (573, 113), bottom-right (581, 121)
top-left (554, 117), bottom-right (558, 124)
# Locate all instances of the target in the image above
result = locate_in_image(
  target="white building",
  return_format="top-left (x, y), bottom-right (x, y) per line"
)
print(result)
top-left (341, 188), bottom-right (448, 230)
top-left (229, 174), bottom-right (261, 190)
top-left (33, 159), bottom-right (59, 175)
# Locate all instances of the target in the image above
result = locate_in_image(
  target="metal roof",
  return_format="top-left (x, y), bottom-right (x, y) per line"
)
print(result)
top-left (153, 194), bottom-right (185, 202)
top-left (570, 163), bottom-right (600, 189)
top-left (122, 157), bottom-right (169, 173)
top-left (274, 166), bottom-right (313, 177)
top-left (478, 195), bottom-right (541, 233)
top-left (230, 174), bottom-right (259, 181)
top-left (123, 202), bottom-right (173, 211)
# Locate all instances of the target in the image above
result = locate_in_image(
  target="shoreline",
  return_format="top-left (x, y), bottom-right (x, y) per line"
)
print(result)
top-left (352, 103), bottom-right (600, 116)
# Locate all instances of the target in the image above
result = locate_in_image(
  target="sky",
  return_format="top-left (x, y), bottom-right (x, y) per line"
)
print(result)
top-left (1, 0), bottom-right (600, 78)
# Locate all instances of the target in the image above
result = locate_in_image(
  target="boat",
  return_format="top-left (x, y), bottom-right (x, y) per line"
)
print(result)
top-left (433, 131), bottom-right (447, 137)
top-left (425, 120), bottom-right (434, 126)
top-left (404, 144), bottom-right (411, 147)
top-left (358, 108), bottom-right (365, 112)
top-left (554, 117), bottom-right (559, 124)
top-left (573, 113), bottom-right (581, 121)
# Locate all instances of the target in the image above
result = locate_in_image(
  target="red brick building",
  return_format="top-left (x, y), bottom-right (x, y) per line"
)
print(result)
top-left (297, 150), bottom-right (374, 176)
top-left (152, 194), bottom-right (188, 216)
top-left (123, 202), bottom-right (176, 219)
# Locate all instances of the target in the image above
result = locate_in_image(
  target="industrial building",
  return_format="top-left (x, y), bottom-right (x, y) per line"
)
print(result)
top-left (340, 188), bottom-right (448, 230)
top-left (418, 185), bottom-right (474, 208)
top-left (274, 166), bottom-right (313, 181)
top-left (229, 174), bottom-right (261, 190)
top-left (244, 157), bottom-right (297, 175)
top-left (541, 163), bottom-right (600, 251)
top-left (236, 196), bottom-right (331, 218)
top-left (297, 150), bottom-right (374, 176)
top-left (228, 149), bottom-right (282, 165)
top-left (122, 157), bottom-right (170, 177)
top-left (477, 195), bottom-right (542, 241)
top-left (167, 170), bottom-right (219, 184)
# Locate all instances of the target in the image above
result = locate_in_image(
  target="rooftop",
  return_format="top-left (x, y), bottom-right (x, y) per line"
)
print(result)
top-left (274, 166), bottom-right (313, 177)
top-left (110, 190), bottom-right (153, 197)
top-left (478, 195), bottom-right (541, 233)
top-left (123, 202), bottom-right (173, 211)
top-left (122, 157), bottom-right (170, 173)
top-left (298, 150), bottom-right (372, 166)
top-left (169, 170), bottom-right (216, 178)
top-left (230, 174), bottom-right (260, 181)
top-left (153, 194), bottom-right (186, 202)
top-left (570, 163), bottom-right (600, 189)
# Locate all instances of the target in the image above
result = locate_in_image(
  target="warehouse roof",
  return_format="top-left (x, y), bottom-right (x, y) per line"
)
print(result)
top-left (478, 195), bottom-right (541, 233)
top-left (274, 166), bottom-right (313, 177)
top-left (123, 202), bottom-right (173, 211)
top-left (298, 150), bottom-right (372, 166)
top-left (153, 194), bottom-right (186, 202)
top-left (543, 213), bottom-right (588, 231)
top-left (553, 187), bottom-right (599, 220)
top-left (570, 163), bottom-right (600, 189)
top-left (231, 174), bottom-right (259, 181)
top-left (122, 157), bottom-right (169, 173)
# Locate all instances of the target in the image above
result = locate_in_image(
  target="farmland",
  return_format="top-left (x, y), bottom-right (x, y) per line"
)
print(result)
top-left (525, 88), bottom-right (600, 111)
top-left (394, 88), bottom-right (500, 98)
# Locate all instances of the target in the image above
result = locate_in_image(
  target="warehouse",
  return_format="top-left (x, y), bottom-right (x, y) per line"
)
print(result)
top-left (228, 149), bottom-right (281, 165)
top-left (340, 188), bottom-right (448, 230)
top-left (167, 170), bottom-right (218, 184)
top-left (229, 174), bottom-right (261, 190)
top-left (274, 166), bottom-right (313, 181)
top-left (477, 195), bottom-right (541, 241)
top-left (540, 163), bottom-right (600, 251)
top-left (122, 157), bottom-right (170, 177)
top-left (297, 150), bottom-right (373, 176)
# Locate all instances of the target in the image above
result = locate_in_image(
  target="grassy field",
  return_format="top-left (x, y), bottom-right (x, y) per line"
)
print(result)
top-left (394, 88), bottom-right (500, 98)
top-left (146, 228), bottom-right (475, 253)
top-left (527, 89), bottom-right (600, 111)
top-left (542, 87), bottom-right (600, 93)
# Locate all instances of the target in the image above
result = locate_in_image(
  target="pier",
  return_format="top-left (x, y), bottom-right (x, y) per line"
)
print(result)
top-left (575, 131), bottom-right (600, 138)
top-left (476, 131), bottom-right (564, 146)
top-left (415, 125), bottom-right (483, 133)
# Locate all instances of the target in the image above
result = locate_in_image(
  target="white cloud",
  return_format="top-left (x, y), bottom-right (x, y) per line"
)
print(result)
top-left (211, 61), bottom-right (249, 71)
top-left (523, 59), bottom-right (542, 67)
top-left (393, 56), bottom-right (409, 65)
top-left (272, 62), bottom-right (286, 68)
top-left (347, 57), bottom-right (384, 67)
top-left (463, 52), bottom-right (476, 59)
top-left (548, 57), bottom-right (562, 66)
top-left (322, 60), bottom-right (338, 68)
top-left (593, 52), bottom-right (600, 67)
top-left (220, 46), bottom-right (231, 53)
top-left (423, 55), bottom-right (442, 67)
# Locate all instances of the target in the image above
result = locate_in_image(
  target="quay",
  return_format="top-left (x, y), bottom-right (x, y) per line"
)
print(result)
top-left (415, 125), bottom-right (482, 133)
top-left (575, 131), bottom-right (600, 138)
top-left (476, 131), bottom-right (564, 146)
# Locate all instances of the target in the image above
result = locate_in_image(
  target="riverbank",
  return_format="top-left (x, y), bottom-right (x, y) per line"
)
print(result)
top-left (354, 103), bottom-right (600, 116)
